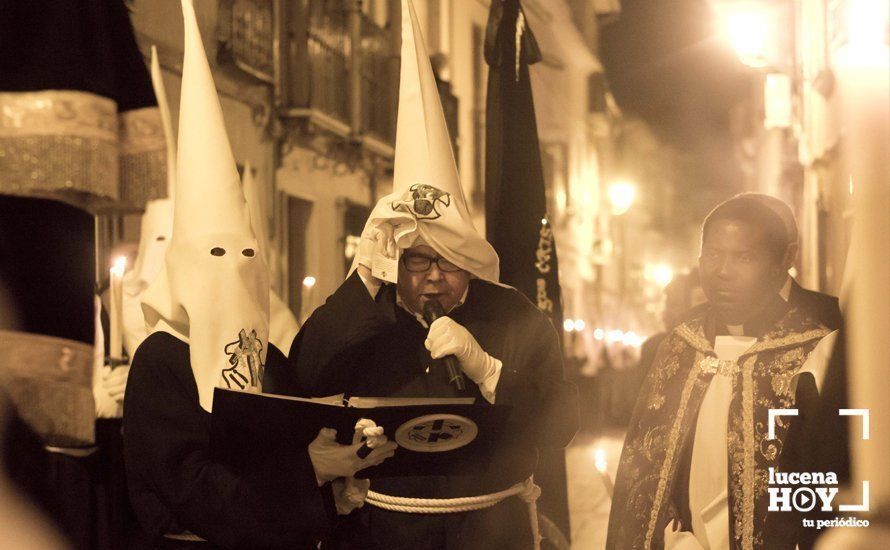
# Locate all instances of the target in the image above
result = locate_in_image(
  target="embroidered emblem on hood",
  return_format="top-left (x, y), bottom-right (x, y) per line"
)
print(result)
top-left (392, 184), bottom-right (452, 220)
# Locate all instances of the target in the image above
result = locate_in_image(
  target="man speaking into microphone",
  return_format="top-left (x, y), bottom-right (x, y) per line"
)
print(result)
top-left (279, 4), bottom-right (577, 548)
top-left (286, 236), bottom-right (578, 550)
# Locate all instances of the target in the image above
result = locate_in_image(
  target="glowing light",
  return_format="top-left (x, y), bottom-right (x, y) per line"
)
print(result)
top-left (303, 276), bottom-right (317, 289)
top-left (593, 328), bottom-right (605, 341)
top-left (110, 256), bottom-right (127, 277)
top-left (594, 448), bottom-right (608, 473)
top-left (847, 0), bottom-right (889, 54)
top-left (344, 235), bottom-right (361, 259)
top-left (836, 0), bottom-right (890, 68)
top-left (606, 329), bottom-right (624, 343)
top-left (574, 319), bottom-right (586, 332)
top-left (563, 319), bottom-right (575, 332)
top-left (719, 5), bottom-right (771, 67)
top-left (646, 263), bottom-right (674, 288)
top-left (608, 182), bottom-right (636, 215)
top-left (623, 331), bottom-right (644, 348)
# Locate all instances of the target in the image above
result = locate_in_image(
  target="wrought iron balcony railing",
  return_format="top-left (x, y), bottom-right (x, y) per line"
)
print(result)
top-left (360, 11), bottom-right (397, 146)
top-left (218, 0), bottom-right (275, 83)
top-left (306, 0), bottom-right (350, 126)
top-left (217, 0), bottom-right (462, 159)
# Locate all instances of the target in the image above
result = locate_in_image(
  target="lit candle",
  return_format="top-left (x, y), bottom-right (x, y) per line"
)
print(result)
top-left (594, 447), bottom-right (614, 499)
top-left (109, 256), bottom-right (127, 359)
top-left (301, 276), bottom-right (317, 323)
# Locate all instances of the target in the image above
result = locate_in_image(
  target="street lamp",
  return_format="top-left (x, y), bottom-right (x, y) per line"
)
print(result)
top-left (717, 3), bottom-right (772, 68)
top-left (840, 0), bottom-right (890, 66)
top-left (608, 180), bottom-right (636, 304)
top-left (645, 263), bottom-right (674, 288)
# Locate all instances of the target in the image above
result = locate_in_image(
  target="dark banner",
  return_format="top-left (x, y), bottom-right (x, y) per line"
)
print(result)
top-left (484, 0), bottom-right (569, 542)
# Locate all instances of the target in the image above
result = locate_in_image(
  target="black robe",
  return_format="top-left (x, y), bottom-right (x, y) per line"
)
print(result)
top-left (124, 332), bottom-right (336, 550)
top-left (284, 273), bottom-right (579, 550)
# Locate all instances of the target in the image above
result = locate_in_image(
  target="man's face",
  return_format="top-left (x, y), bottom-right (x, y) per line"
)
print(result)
top-left (396, 244), bottom-right (470, 315)
top-left (699, 219), bottom-right (782, 325)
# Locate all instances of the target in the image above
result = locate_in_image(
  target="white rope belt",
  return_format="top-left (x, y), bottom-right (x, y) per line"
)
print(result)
top-left (366, 476), bottom-right (542, 550)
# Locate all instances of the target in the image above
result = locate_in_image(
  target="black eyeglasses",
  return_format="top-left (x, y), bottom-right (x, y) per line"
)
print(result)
top-left (401, 253), bottom-right (462, 273)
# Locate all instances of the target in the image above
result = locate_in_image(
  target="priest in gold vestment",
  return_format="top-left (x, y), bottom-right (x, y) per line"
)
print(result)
top-left (607, 196), bottom-right (838, 550)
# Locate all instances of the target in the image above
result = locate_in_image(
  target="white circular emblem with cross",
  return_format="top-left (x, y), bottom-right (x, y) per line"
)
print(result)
top-left (395, 414), bottom-right (478, 453)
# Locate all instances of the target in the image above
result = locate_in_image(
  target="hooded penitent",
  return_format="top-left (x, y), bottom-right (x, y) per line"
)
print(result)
top-left (357, 0), bottom-right (499, 283)
top-left (141, 0), bottom-right (270, 412)
top-left (241, 163), bottom-right (300, 353)
top-left (122, 47), bottom-right (175, 357)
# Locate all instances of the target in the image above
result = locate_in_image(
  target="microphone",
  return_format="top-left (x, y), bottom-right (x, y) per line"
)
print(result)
top-left (422, 299), bottom-right (466, 391)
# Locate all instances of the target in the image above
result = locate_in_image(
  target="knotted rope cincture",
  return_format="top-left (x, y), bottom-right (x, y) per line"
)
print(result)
top-left (366, 476), bottom-right (542, 550)
top-left (353, 418), bottom-right (386, 458)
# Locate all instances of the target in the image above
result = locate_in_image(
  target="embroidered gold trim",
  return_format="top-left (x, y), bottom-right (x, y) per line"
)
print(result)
top-left (741, 355), bottom-right (757, 548)
top-left (119, 107), bottom-right (165, 155)
top-left (0, 133), bottom-right (118, 203)
top-left (119, 148), bottom-right (167, 208)
top-left (699, 356), bottom-right (740, 377)
top-left (0, 90), bottom-right (117, 139)
top-left (741, 328), bottom-right (830, 358)
top-left (674, 324), bottom-right (712, 355)
top-left (645, 350), bottom-right (703, 548)
top-left (118, 106), bottom-right (166, 208)
top-left (0, 91), bottom-right (167, 210)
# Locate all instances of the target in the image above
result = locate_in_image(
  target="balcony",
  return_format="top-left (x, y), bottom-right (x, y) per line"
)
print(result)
top-left (304, 0), bottom-right (350, 129)
top-left (360, 11), bottom-right (397, 146)
top-left (217, 0), bottom-right (275, 83)
top-left (216, 0), bottom-right (461, 162)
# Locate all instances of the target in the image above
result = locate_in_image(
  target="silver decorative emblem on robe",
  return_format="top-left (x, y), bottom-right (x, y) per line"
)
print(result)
top-left (395, 414), bottom-right (478, 452)
top-left (221, 329), bottom-right (264, 391)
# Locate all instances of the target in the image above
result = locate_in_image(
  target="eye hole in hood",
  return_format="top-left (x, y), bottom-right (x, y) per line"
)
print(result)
top-left (210, 247), bottom-right (226, 256)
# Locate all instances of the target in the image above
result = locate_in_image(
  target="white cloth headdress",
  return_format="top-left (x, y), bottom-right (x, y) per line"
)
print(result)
top-left (358, 0), bottom-right (499, 282)
top-left (141, 0), bottom-right (270, 412)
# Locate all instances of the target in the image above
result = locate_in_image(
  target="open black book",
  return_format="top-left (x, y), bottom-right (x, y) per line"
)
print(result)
top-left (210, 388), bottom-right (511, 478)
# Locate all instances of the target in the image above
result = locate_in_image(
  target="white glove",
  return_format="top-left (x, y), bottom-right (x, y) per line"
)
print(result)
top-left (424, 317), bottom-right (499, 384)
top-left (356, 223), bottom-right (396, 270)
top-left (308, 428), bottom-right (397, 485)
top-left (332, 477), bottom-right (371, 515)
top-left (93, 365), bottom-right (130, 419)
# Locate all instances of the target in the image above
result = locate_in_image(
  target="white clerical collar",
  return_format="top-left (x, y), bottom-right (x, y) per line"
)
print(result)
top-left (396, 286), bottom-right (470, 328)
top-left (779, 276), bottom-right (792, 302)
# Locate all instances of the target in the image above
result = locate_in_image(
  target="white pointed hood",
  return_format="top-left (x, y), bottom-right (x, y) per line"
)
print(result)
top-left (141, 0), bottom-right (270, 412)
top-left (122, 46), bottom-right (175, 356)
top-left (242, 163), bottom-right (299, 354)
top-left (359, 0), bottom-right (499, 282)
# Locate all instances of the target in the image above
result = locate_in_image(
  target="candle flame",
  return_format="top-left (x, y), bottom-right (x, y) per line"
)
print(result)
top-left (110, 256), bottom-right (127, 277)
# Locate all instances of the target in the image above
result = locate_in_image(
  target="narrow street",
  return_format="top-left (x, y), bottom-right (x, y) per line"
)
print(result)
top-left (568, 430), bottom-right (625, 548)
